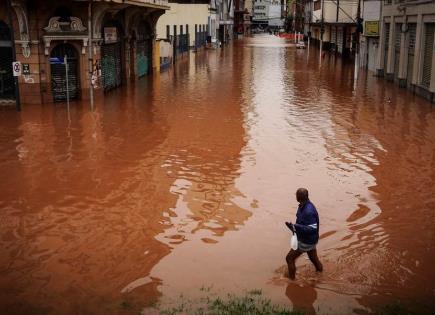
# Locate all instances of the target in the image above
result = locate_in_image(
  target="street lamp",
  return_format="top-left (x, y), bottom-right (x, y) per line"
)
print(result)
top-left (88, 0), bottom-right (94, 111)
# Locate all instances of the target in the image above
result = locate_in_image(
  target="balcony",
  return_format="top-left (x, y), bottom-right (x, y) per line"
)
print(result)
top-left (312, 0), bottom-right (357, 24)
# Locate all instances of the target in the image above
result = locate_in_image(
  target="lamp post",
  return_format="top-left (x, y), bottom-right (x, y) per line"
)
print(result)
top-left (88, 0), bottom-right (94, 111)
top-left (319, 0), bottom-right (324, 66)
top-left (354, 0), bottom-right (362, 80)
top-left (6, 0), bottom-right (21, 111)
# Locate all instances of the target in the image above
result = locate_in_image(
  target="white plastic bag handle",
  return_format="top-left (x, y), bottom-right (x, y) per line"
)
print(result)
top-left (290, 231), bottom-right (298, 250)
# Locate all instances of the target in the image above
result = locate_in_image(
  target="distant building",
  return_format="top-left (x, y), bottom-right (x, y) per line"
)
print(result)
top-left (252, 0), bottom-right (284, 29)
top-left (234, 0), bottom-right (252, 36)
top-left (376, 0), bottom-right (435, 102)
top-left (217, 0), bottom-right (235, 43)
top-left (359, 0), bottom-right (381, 73)
top-left (156, 0), bottom-right (211, 56)
top-left (304, 0), bottom-right (358, 57)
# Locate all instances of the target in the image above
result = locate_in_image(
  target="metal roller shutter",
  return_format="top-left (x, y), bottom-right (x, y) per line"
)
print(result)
top-left (50, 44), bottom-right (79, 102)
top-left (407, 23), bottom-right (416, 86)
top-left (384, 23), bottom-right (390, 73)
top-left (101, 42), bottom-right (122, 91)
top-left (394, 23), bottom-right (401, 80)
top-left (422, 23), bottom-right (435, 88)
top-left (337, 28), bottom-right (343, 54)
top-left (331, 27), bottom-right (336, 44)
top-left (137, 40), bottom-right (150, 77)
top-left (0, 22), bottom-right (15, 99)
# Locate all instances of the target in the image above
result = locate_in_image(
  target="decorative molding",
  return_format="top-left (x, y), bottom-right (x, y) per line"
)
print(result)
top-left (11, 1), bottom-right (31, 58)
top-left (43, 35), bottom-right (89, 55)
top-left (70, 17), bottom-right (87, 32)
top-left (44, 16), bottom-right (87, 33)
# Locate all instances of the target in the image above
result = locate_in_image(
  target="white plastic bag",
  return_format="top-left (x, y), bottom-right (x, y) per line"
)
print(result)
top-left (290, 232), bottom-right (298, 250)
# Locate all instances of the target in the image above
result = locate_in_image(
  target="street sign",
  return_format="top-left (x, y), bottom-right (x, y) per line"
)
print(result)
top-left (104, 27), bottom-right (117, 43)
top-left (22, 63), bottom-right (30, 75)
top-left (50, 57), bottom-right (65, 64)
top-left (12, 61), bottom-right (21, 76)
top-left (364, 21), bottom-right (380, 37)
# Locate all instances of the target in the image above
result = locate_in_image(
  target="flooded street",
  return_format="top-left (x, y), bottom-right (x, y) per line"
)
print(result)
top-left (1, 34), bottom-right (435, 314)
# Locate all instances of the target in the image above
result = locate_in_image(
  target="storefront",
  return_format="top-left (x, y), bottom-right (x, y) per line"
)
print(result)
top-left (136, 21), bottom-right (152, 77)
top-left (0, 21), bottom-right (14, 101)
top-left (50, 43), bottom-right (80, 102)
top-left (101, 22), bottom-right (124, 91)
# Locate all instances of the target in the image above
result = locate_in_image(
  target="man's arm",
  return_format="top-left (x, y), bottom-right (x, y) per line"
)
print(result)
top-left (294, 222), bottom-right (318, 234)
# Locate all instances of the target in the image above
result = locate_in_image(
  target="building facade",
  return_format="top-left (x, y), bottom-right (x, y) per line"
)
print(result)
top-left (359, 0), bottom-right (381, 73)
top-left (305, 0), bottom-right (358, 57)
top-left (377, 0), bottom-right (435, 102)
top-left (155, 0), bottom-right (210, 51)
top-left (252, 0), bottom-right (283, 29)
top-left (0, 0), bottom-right (168, 106)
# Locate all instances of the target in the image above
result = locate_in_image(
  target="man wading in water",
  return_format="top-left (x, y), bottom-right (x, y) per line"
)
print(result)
top-left (285, 188), bottom-right (323, 279)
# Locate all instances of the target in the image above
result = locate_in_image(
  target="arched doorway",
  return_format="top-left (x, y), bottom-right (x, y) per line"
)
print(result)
top-left (0, 21), bottom-right (15, 100)
top-left (50, 43), bottom-right (80, 102)
top-left (101, 21), bottom-right (123, 91)
top-left (136, 21), bottom-right (152, 77)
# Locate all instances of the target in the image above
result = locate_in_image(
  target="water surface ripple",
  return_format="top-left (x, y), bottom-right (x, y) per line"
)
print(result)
top-left (0, 35), bottom-right (434, 314)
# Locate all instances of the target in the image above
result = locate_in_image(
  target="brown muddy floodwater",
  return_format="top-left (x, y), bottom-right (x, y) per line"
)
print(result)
top-left (1, 35), bottom-right (435, 314)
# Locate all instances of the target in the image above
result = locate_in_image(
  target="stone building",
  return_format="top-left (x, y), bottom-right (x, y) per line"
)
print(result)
top-left (0, 0), bottom-right (169, 106)
top-left (377, 0), bottom-right (435, 102)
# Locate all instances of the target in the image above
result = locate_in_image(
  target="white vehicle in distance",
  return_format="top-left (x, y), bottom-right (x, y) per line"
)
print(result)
top-left (296, 41), bottom-right (306, 49)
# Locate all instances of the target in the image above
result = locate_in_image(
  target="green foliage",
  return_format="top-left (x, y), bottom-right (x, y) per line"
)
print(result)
top-left (207, 294), bottom-right (304, 315)
top-left (159, 291), bottom-right (305, 315)
top-left (120, 301), bottom-right (132, 310)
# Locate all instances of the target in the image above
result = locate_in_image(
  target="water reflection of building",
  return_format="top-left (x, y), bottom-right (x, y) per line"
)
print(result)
top-left (291, 49), bottom-right (435, 311)
top-left (350, 78), bottom-right (435, 311)
top-left (154, 47), bottom-right (250, 245)
top-left (0, 78), bottom-right (181, 313)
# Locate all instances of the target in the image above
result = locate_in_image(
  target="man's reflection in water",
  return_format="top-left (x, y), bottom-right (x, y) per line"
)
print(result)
top-left (285, 282), bottom-right (317, 315)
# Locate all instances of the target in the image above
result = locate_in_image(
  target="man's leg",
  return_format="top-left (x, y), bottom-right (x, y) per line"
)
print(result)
top-left (286, 249), bottom-right (302, 279)
top-left (307, 248), bottom-right (323, 272)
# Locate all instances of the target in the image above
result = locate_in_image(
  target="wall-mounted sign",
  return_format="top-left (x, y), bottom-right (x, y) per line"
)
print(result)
top-left (49, 57), bottom-right (65, 64)
top-left (104, 27), bottom-right (118, 43)
top-left (12, 61), bottom-right (21, 76)
top-left (22, 63), bottom-right (30, 75)
top-left (365, 21), bottom-right (379, 37)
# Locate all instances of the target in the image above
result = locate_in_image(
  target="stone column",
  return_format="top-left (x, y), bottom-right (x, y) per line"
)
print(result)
top-left (376, 20), bottom-right (386, 76)
top-left (398, 28), bottom-right (407, 87)
top-left (153, 40), bottom-right (160, 73)
top-left (412, 14), bottom-right (423, 86)
top-left (386, 18), bottom-right (395, 80)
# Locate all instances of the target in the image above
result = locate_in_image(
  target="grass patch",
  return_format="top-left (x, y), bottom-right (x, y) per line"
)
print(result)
top-left (160, 292), bottom-right (305, 315)
top-left (120, 300), bottom-right (133, 310)
top-left (247, 289), bottom-right (263, 296)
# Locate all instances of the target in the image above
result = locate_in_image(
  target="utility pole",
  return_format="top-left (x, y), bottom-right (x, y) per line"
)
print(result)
top-left (354, 0), bottom-right (362, 80)
top-left (319, 0), bottom-right (324, 66)
top-left (293, 0), bottom-right (297, 43)
top-left (6, 0), bottom-right (21, 111)
top-left (88, 0), bottom-right (94, 111)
